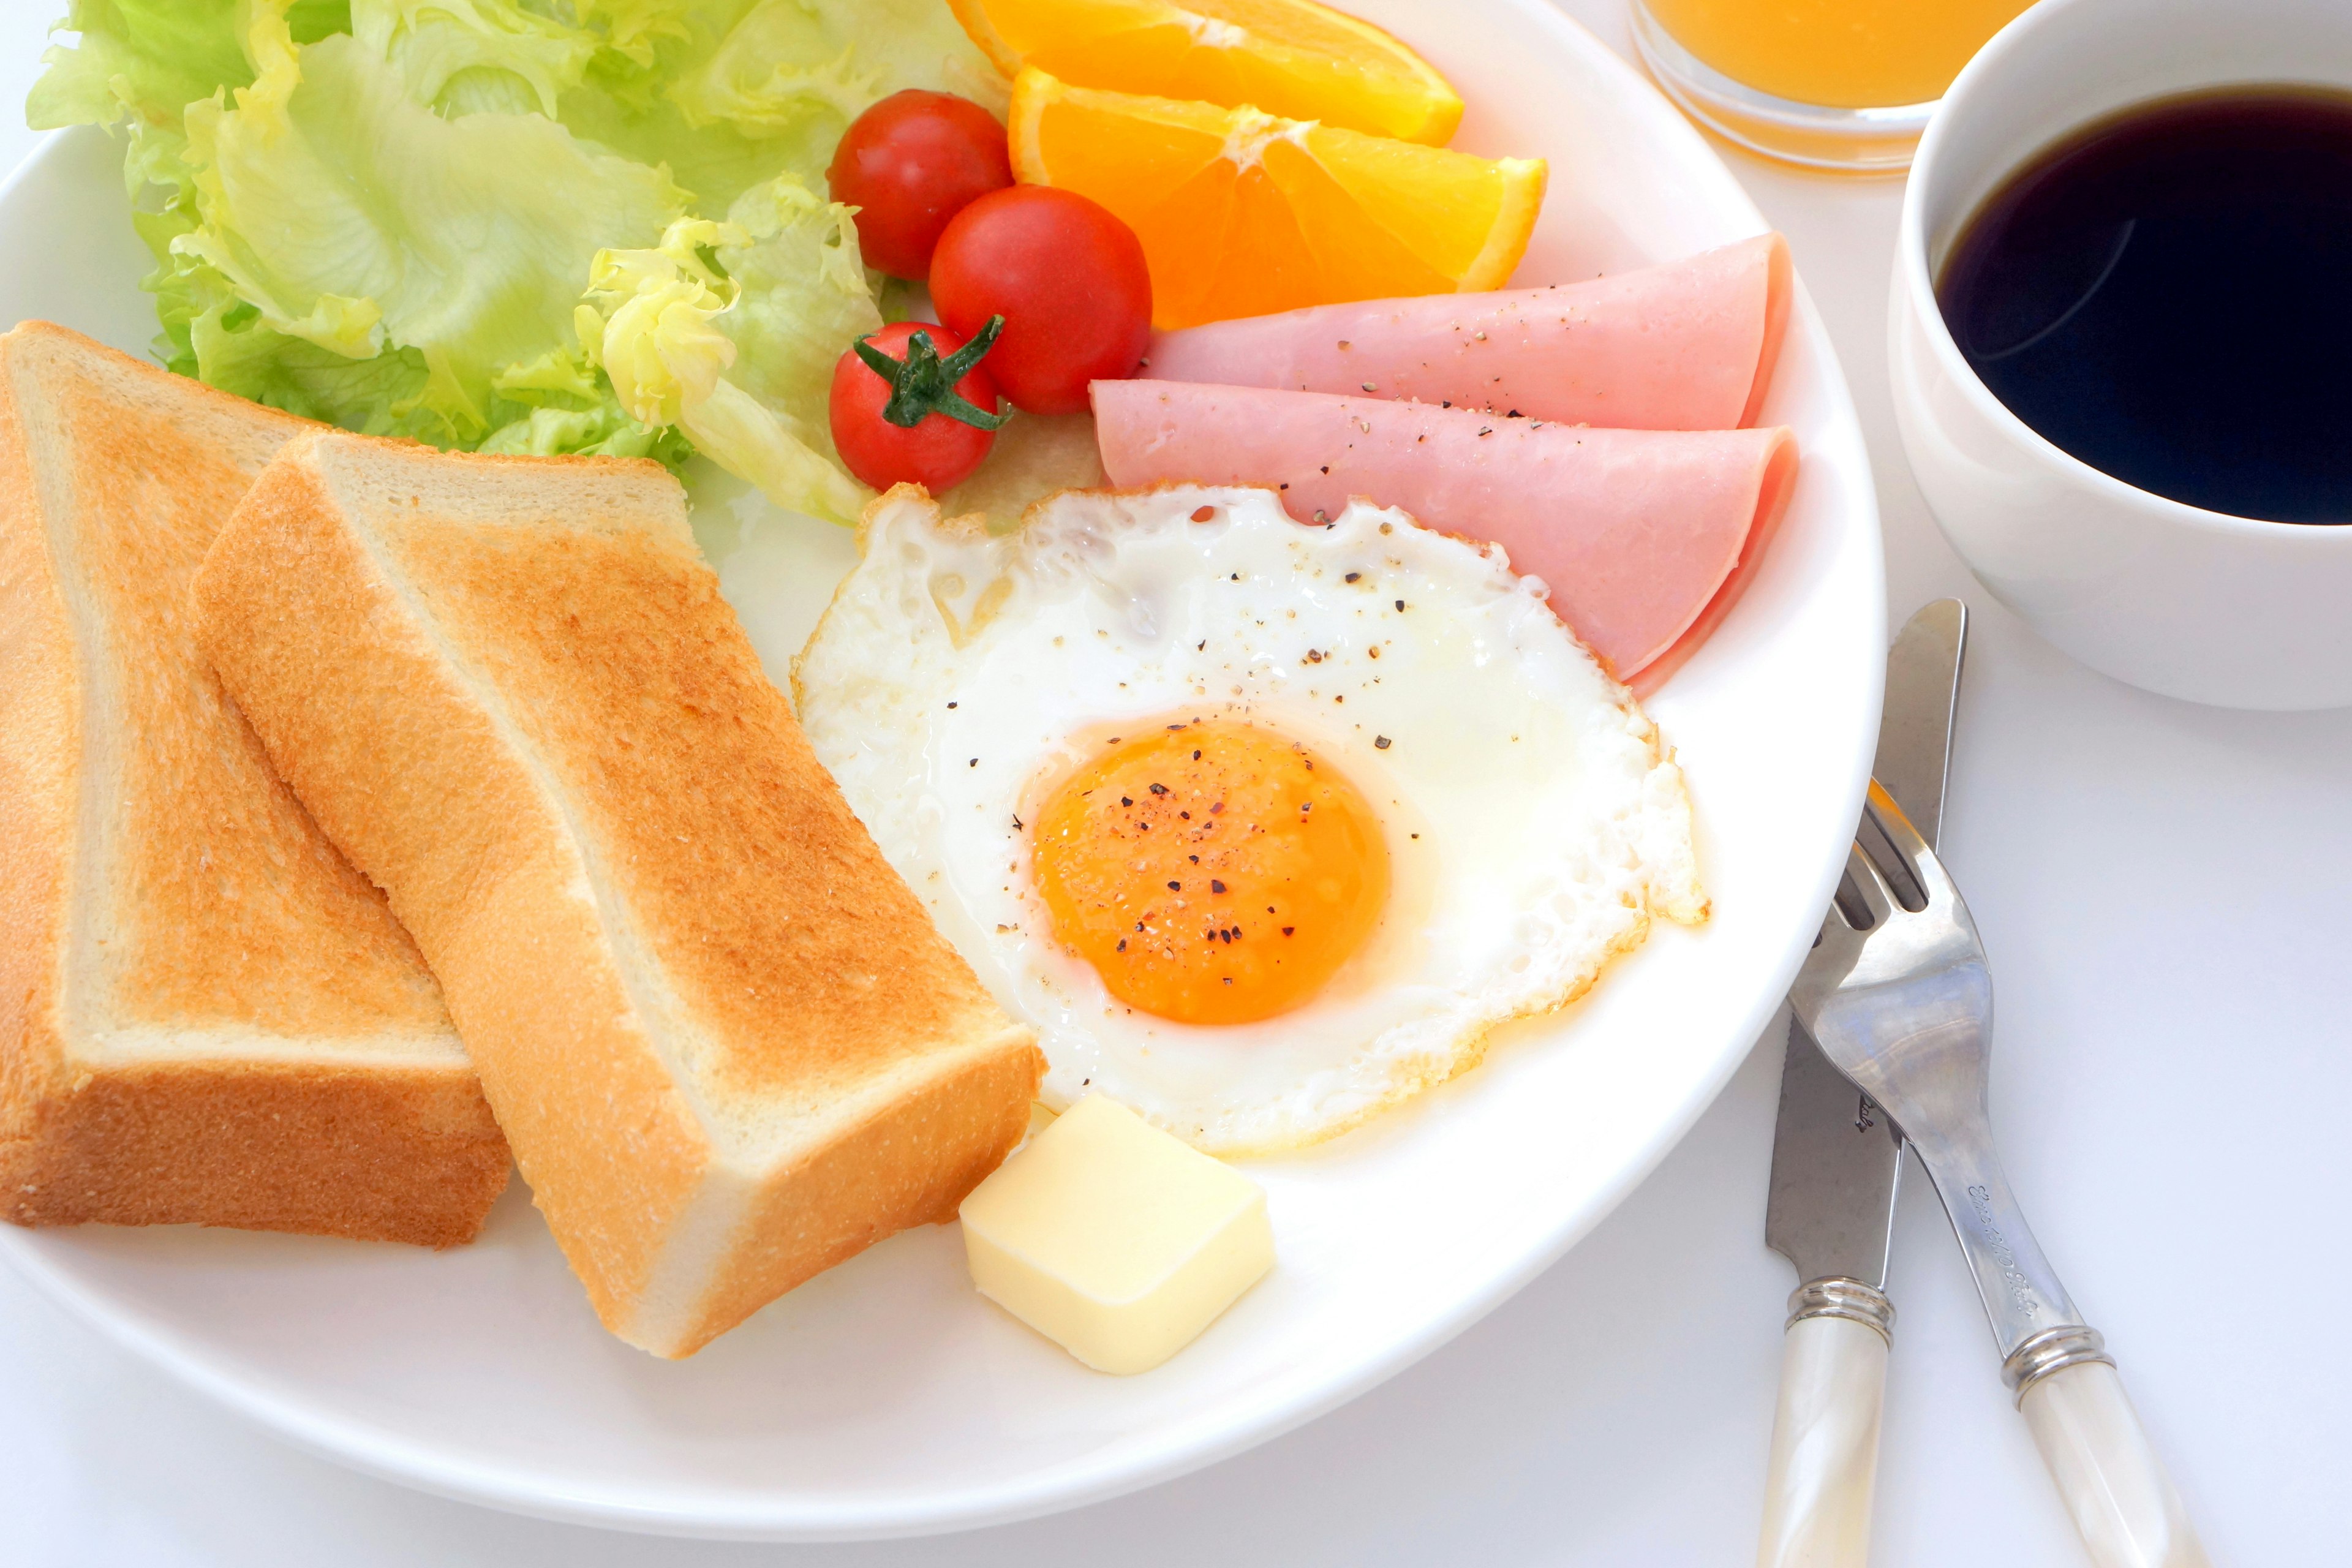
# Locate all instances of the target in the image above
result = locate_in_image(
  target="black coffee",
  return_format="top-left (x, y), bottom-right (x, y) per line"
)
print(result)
top-left (1937, 88), bottom-right (2352, 524)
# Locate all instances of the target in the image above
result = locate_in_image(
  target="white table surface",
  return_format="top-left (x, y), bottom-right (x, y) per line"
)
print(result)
top-left (2, 2), bottom-right (2345, 1562)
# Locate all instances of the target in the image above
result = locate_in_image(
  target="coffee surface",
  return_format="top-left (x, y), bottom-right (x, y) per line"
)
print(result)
top-left (1939, 88), bottom-right (2352, 524)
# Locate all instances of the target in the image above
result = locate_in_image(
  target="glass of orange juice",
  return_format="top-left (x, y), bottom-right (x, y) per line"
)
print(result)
top-left (1631, 0), bottom-right (2036, 170)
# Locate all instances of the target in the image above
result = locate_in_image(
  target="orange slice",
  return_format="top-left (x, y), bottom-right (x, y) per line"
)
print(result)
top-left (950, 0), bottom-right (1464, 145)
top-left (1008, 69), bottom-right (1545, 330)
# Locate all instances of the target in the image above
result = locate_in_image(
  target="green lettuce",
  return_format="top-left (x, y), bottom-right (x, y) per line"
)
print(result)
top-left (26, 0), bottom-right (1006, 513)
top-left (576, 205), bottom-right (868, 522)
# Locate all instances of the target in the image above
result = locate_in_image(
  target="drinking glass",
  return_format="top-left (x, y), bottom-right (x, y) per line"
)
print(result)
top-left (1630, 0), bottom-right (2035, 171)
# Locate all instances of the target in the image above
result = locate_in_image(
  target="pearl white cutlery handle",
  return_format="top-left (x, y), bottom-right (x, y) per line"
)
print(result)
top-left (2019, 1358), bottom-right (2210, 1568)
top-left (1758, 1291), bottom-right (1891, 1568)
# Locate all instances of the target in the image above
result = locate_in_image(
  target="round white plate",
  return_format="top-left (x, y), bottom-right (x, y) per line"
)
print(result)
top-left (0, 0), bottom-right (1883, 1541)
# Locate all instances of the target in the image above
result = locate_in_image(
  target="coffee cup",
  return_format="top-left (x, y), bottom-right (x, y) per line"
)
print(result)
top-left (1890, 0), bottom-right (2352, 710)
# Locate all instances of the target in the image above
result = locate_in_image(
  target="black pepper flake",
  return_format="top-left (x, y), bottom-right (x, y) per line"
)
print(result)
top-left (1300, 801), bottom-right (1312, 813)
top-left (968, 758), bottom-right (979, 767)
top-left (946, 701), bottom-right (957, 709)
top-left (1477, 426), bottom-right (1493, 437)
top-left (1345, 571), bottom-right (1361, 582)
top-left (1148, 782), bottom-right (1168, 795)
top-left (1507, 409), bottom-right (1523, 418)
top-left (1117, 938), bottom-right (1127, 952)
top-left (1188, 854), bottom-right (1199, 864)
top-left (1441, 399), bottom-right (1452, 408)
top-left (1120, 796), bottom-right (1133, 807)
top-left (1180, 810), bottom-right (1191, 820)
top-left (1012, 813), bottom-right (1024, 828)
top-left (1395, 599), bottom-right (1406, 611)
top-left (1193, 748), bottom-right (1202, 760)
top-left (1210, 879), bottom-right (1227, 893)
top-left (1374, 735), bottom-right (1392, 749)
top-left (1167, 880), bottom-right (1182, 891)
top-left (1282, 926), bottom-right (1295, 936)
top-left (1210, 801), bottom-right (1224, 814)
top-left (1319, 465), bottom-right (1330, 474)
top-left (1197, 639), bottom-right (1207, 650)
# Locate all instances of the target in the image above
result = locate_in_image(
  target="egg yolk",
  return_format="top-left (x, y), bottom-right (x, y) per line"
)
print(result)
top-left (1032, 722), bottom-right (1390, 1025)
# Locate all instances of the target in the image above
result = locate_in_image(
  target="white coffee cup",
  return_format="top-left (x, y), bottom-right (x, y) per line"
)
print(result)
top-left (1890, 0), bottom-right (2352, 710)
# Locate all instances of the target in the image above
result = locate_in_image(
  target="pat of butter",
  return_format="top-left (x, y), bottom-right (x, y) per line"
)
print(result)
top-left (959, 1095), bottom-right (1273, 1375)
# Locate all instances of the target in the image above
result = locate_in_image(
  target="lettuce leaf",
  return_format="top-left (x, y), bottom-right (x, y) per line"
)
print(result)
top-left (176, 8), bottom-right (687, 440)
top-left (712, 173), bottom-right (881, 457)
top-left (28, 0), bottom-right (1003, 507)
top-left (351, 0), bottom-right (597, 118)
top-left (556, 0), bottom-right (1005, 211)
top-left (577, 208), bottom-right (869, 522)
top-left (26, 0), bottom-right (249, 136)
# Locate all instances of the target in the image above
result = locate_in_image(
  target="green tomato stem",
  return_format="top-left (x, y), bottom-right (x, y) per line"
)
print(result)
top-left (853, 315), bottom-right (1011, 432)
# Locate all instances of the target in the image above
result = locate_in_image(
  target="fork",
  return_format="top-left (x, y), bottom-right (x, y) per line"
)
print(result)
top-left (1788, 782), bottom-right (2210, 1568)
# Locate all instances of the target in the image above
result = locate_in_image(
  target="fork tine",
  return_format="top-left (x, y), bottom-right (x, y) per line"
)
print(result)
top-left (1863, 780), bottom-right (1958, 905)
top-left (1844, 841), bottom-right (1897, 925)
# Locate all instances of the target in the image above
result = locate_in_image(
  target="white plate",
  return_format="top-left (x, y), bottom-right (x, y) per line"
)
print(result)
top-left (0, 0), bottom-right (1883, 1541)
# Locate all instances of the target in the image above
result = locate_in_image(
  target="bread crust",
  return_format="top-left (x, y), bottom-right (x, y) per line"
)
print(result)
top-left (4, 1057), bottom-right (507, 1246)
top-left (0, 323), bottom-right (508, 1249)
top-left (195, 435), bottom-right (1042, 1354)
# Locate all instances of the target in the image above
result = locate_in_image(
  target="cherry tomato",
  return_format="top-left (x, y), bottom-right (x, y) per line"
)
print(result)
top-left (930, 186), bottom-right (1153, 416)
top-left (829, 319), bottom-right (1008, 494)
top-left (826, 90), bottom-right (1013, 281)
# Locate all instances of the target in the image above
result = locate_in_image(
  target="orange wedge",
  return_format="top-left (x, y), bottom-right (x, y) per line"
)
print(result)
top-left (950, 0), bottom-right (1464, 145)
top-left (1008, 69), bottom-right (1545, 330)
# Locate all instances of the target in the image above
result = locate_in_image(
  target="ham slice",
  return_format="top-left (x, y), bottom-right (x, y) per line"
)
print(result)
top-left (1091, 380), bottom-right (1798, 691)
top-left (1137, 233), bottom-right (1792, 431)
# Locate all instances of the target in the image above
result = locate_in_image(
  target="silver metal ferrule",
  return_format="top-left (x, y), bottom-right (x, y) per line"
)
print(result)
top-left (1785, 1278), bottom-right (1896, 1344)
top-left (2001, 1324), bottom-right (2114, 1404)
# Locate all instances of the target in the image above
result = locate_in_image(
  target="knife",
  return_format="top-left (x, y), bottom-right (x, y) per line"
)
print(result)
top-left (1755, 599), bottom-right (1966, 1568)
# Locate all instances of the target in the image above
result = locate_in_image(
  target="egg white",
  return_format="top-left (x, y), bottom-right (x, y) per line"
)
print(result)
top-left (793, 484), bottom-right (1706, 1154)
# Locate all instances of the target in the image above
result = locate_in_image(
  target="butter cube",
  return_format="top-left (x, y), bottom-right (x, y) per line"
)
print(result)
top-left (959, 1095), bottom-right (1274, 1374)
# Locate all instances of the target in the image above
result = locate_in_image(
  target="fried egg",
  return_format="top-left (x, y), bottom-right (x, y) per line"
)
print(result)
top-left (793, 484), bottom-right (1706, 1154)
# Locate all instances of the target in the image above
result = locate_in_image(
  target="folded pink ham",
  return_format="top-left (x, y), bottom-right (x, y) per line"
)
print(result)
top-left (1136, 233), bottom-right (1792, 432)
top-left (1091, 380), bottom-right (1798, 692)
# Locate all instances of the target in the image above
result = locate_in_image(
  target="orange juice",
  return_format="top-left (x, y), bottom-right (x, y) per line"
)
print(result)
top-left (1645, 0), bottom-right (2034, 108)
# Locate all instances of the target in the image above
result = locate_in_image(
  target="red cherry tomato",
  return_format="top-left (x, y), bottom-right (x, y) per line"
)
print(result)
top-left (826, 90), bottom-right (1013, 281)
top-left (930, 186), bottom-right (1153, 416)
top-left (829, 320), bottom-right (1007, 494)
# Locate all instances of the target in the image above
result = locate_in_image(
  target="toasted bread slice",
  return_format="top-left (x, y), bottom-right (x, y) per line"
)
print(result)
top-left (192, 434), bottom-right (1043, 1356)
top-left (0, 323), bottom-right (510, 1246)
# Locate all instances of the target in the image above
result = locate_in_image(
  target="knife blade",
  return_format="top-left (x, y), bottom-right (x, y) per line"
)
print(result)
top-left (1755, 598), bottom-right (1966, 1568)
top-left (1768, 599), bottom-right (1966, 1290)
